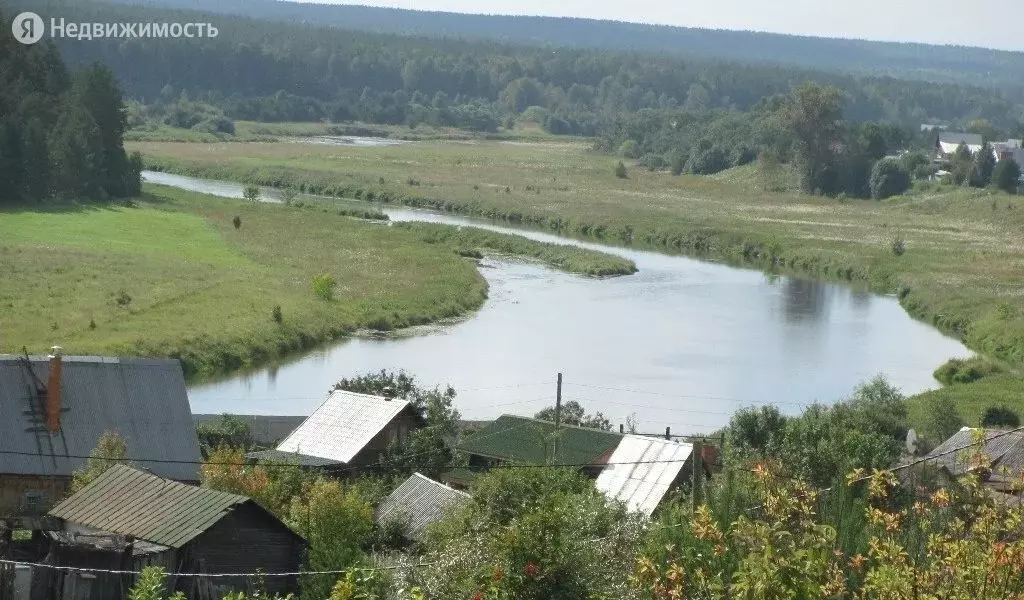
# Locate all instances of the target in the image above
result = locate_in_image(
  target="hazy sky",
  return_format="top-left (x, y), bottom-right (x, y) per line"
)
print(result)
top-left (301, 0), bottom-right (1024, 51)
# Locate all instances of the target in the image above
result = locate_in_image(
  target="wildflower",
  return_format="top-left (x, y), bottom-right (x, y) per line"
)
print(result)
top-left (931, 489), bottom-right (950, 508)
top-left (523, 563), bottom-right (539, 578)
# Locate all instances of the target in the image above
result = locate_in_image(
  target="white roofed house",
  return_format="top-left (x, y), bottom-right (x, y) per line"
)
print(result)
top-left (247, 389), bottom-right (423, 474)
top-left (594, 435), bottom-right (714, 516)
top-left (935, 132), bottom-right (983, 159)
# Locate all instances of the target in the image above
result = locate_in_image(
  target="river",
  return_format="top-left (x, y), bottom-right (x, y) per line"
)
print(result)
top-left (144, 170), bottom-right (972, 434)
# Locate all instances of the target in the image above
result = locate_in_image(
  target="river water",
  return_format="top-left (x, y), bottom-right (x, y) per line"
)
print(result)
top-left (144, 171), bottom-right (972, 433)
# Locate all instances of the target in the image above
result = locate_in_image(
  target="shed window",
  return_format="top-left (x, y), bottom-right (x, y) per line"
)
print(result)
top-left (21, 491), bottom-right (48, 515)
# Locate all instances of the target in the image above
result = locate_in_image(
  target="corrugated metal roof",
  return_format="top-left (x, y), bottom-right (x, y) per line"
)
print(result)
top-left (274, 390), bottom-right (410, 464)
top-left (376, 473), bottom-right (470, 540)
top-left (49, 465), bottom-right (252, 549)
top-left (925, 427), bottom-right (1024, 476)
top-left (0, 355), bottom-right (202, 481)
top-left (457, 415), bottom-right (623, 466)
top-left (595, 436), bottom-right (692, 516)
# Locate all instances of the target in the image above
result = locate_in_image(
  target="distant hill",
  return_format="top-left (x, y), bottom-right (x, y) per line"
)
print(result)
top-left (110, 0), bottom-right (1024, 90)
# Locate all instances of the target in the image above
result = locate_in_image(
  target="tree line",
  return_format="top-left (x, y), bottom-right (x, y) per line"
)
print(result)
top-left (0, 13), bottom-right (141, 204)
top-left (13, 0), bottom-right (1024, 134)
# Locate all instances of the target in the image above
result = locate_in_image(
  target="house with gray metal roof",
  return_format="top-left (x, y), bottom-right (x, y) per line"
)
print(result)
top-left (923, 427), bottom-right (1024, 492)
top-left (246, 389), bottom-right (421, 472)
top-left (47, 465), bottom-right (305, 599)
top-left (376, 473), bottom-right (470, 541)
top-left (0, 351), bottom-right (203, 520)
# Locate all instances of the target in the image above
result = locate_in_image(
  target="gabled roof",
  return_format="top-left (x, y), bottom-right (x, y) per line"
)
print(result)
top-left (0, 355), bottom-right (202, 481)
top-left (595, 436), bottom-right (692, 516)
top-left (271, 390), bottom-right (411, 464)
top-left (924, 427), bottom-right (1024, 478)
top-left (48, 465), bottom-right (297, 549)
top-left (457, 414), bottom-right (623, 466)
top-left (376, 473), bottom-right (470, 540)
top-left (244, 448), bottom-right (342, 467)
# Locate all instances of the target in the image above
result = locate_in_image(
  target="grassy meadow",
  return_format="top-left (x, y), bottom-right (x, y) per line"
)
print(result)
top-left (1, 183), bottom-right (629, 377)
top-left (131, 135), bottom-right (1024, 424)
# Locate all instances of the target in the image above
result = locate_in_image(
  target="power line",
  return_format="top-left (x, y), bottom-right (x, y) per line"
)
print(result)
top-left (563, 382), bottom-right (811, 409)
top-left (0, 558), bottom-right (433, 578)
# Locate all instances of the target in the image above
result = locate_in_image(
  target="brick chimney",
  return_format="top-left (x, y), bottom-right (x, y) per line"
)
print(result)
top-left (46, 346), bottom-right (63, 433)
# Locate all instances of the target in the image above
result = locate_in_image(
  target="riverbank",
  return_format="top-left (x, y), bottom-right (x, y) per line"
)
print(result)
top-left (0, 184), bottom-right (632, 377)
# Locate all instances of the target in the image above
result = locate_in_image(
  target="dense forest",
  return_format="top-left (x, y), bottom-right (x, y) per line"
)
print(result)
top-left (0, 13), bottom-right (140, 203)
top-left (104, 0), bottom-right (1024, 91)
top-left (11, 0), bottom-right (1024, 136)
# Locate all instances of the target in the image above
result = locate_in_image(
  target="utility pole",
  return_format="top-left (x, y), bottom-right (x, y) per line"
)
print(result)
top-left (553, 373), bottom-right (562, 459)
top-left (691, 438), bottom-right (704, 513)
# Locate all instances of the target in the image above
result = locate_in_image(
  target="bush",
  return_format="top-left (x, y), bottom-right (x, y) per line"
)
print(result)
top-left (312, 274), bottom-right (337, 301)
top-left (614, 161), bottom-right (628, 179)
top-left (617, 139), bottom-right (639, 159)
top-left (271, 304), bottom-right (283, 323)
top-left (243, 185), bottom-right (261, 203)
top-left (933, 357), bottom-right (1003, 385)
top-left (232, 215), bottom-right (241, 229)
top-left (279, 186), bottom-right (297, 205)
top-left (670, 155), bottom-right (685, 176)
top-left (870, 159), bottom-right (911, 199)
top-left (981, 405), bottom-right (1021, 428)
top-left (638, 153), bottom-right (668, 171)
top-left (922, 395), bottom-right (965, 444)
top-left (994, 158), bottom-right (1021, 194)
top-left (890, 235), bottom-right (906, 257)
top-left (116, 290), bottom-right (132, 307)
top-left (685, 146), bottom-right (730, 175)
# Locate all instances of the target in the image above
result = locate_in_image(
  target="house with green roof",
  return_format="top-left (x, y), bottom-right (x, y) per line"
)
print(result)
top-left (442, 414), bottom-right (625, 487)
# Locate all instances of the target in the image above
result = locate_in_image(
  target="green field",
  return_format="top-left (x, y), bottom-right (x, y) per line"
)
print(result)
top-left (0, 184), bottom-right (630, 377)
top-left (131, 135), bottom-right (1024, 424)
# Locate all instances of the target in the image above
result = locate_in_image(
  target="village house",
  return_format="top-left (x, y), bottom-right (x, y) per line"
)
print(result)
top-left (375, 473), bottom-right (471, 541)
top-left (443, 414), bottom-right (714, 515)
top-left (41, 465), bottom-right (306, 599)
top-left (935, 132), bottom-right (983, 159)
top-left (922, 427), bottom-right (1024, 498)
top-left (246, 389), bottom-right (422, 473)
top-left (0, 350), bottom-right (203, 523)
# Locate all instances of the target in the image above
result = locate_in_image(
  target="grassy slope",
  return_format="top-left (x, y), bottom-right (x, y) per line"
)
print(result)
top-left (132, 137), bottom-right (1024, 420)
top-left (0, 184), bottom-right (620, 379)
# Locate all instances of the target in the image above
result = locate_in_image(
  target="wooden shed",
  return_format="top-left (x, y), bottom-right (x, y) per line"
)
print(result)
top-left (45, 466), bottom-right (305, 599)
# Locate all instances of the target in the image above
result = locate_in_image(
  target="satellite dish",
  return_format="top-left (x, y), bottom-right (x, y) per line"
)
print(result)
top-left (906, 428), bottom-right (920, 455)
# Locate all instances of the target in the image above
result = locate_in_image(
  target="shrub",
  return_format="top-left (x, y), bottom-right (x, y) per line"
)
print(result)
top-left (279, 186), bottom-right (297, 205)
top-left (614, 161), bottom-right (628, 179)
top-left (406, 177), bottom-right (420, 186)
top-left (617, 139), bottom-right (640, 158)
top-left (670, 155), bottom-right (685, 176)
top-left (890, 235), bottom-right (906, 257)
top-left (994, 158), bottom-right (1022, 194)
top-left (271, 304), bottom-right (283, 324)
top-left (232, 215), bottom-right (241, 229)
top-left (981, 405), bottom-right (1021, 428)
top-left (312, 274), bottom-right (338, 301)
top-left (128, 566), bottom-right (184, 600)
top-left (88, 318), bottom-right (96, 330)
top-left (242, 185), bottom-right (261, 203)
top-left (638, 153), bottom-right (667, 171)
top-left (116, 290), bottom-right (132, 307)
top-left (685, 146), bottom-right (730, 175)
top-left (870, 159), bottom-right (911, 199)
top-left (922, 395), bottom-right (965, 444)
